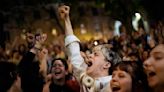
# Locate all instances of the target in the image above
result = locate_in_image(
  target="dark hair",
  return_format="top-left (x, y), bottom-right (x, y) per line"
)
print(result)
top-left (51, 58), bottom-right (68, 71)
top-left (0, 61), bottom-right (17, 92)
top-left (112, 61), bottom-right (149, 92)
top-left (51, 58), bottom-right (73, 80)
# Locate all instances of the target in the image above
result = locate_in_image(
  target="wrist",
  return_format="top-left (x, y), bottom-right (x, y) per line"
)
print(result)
top-left (34, 42), bottom-right (42, 49)
top-left (30, 47), bottom-right (41, 54)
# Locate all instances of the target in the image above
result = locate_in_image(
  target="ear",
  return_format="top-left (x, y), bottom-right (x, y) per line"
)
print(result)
top-left (103, 62), bottom-right (111, 69)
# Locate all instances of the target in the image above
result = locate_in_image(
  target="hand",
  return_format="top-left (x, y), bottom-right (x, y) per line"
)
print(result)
top-left (45, 74), bottom-right (52, 82)
top-left (58, 5), bottom-right (70, 20)
top-left (80, 51), bottom-right (91, 66)
top-left (42, 74), bottom-right (52, 92)
top-left (34, 33), bottom-right (47, 49)
top-left (38, 48), bottom-right (48, 61)
top-left (58, 5), bottom-right (73, 35)
top-left (38, 48), bottom-right (48, 78)
top-left (26, 32), bottom-right (47, 49)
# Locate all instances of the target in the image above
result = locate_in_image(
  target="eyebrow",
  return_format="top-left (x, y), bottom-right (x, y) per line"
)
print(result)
top-left (151, 51), bottom-right (164, 55)
top-left (92, 49), bottom-right (102, 52)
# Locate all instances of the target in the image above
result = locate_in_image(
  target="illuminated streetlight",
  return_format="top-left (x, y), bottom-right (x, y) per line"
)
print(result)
top-left (52, 28), bottom-right (57, 36)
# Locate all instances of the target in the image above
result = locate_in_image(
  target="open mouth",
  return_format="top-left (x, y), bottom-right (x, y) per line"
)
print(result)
top-left (148, 71), bottom-right (156, 77)
top-left (87, 62), bottom-right (92, 67)
top-left (55, 72), bottom-right (61, 75)
top-left (112, 86), bottom-right (121, 92)
top-left (54, 69), bottom-right (62, 75)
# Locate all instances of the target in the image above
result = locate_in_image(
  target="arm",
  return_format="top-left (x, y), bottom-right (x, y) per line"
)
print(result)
top-left (38, 48), bottom-right (48, 78)
top-left (58, 5), bottom-right (87, 81)
top-left (58, 5), bottom-right (73, 36)
top-left (18, 34), bottom-right (47, 92)
top-left (18, 48), bottom-right (43, 92)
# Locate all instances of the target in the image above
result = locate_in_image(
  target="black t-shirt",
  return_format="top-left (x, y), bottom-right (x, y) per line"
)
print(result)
top-left (18, 52), bottom-right (44, 92)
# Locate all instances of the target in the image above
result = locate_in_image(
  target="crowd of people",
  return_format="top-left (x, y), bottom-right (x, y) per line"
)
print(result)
top-left (0, 5), bottom-right (164, 92)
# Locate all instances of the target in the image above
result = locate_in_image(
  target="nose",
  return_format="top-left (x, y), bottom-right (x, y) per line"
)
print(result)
top-left (88, 53), bottom-right (94, 59)
top-left (143, 57), bottom-right (152, 69)
top-left (111, 75), bottom-right (118, 82)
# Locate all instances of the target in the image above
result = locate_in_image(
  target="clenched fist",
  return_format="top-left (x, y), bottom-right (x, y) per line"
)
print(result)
top-left (58, 5), bottom-right (70, 20)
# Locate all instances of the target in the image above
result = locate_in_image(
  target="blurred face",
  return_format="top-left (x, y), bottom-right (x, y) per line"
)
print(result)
top-left (19, 45), bottom-right (25, 52)
top-left (86, 45), bottom-right (110, 77)
top-left (142, 51), bottom-right (148, 60)
top-left (148, 37), bottom-right (156, 48)
top-left (110, 69), bottom-right (132, 92)
top-left (51, 60), bottom-right (67, 80)
top-left (144, 44), bottom-right (164, 88)
top-left (138, 27), bottom-right (144, 36)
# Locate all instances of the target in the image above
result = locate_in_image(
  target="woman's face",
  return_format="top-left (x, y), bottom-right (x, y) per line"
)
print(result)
top-left (110, 69), bottom-right (132, 92)
top-left (144, 44), bottom-right (164, 88)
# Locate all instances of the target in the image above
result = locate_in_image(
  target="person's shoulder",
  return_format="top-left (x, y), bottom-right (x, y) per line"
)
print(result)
top-left (65, 76), bottom-right (80, 92)
top-left (98, 75), bottom-right (112, 81)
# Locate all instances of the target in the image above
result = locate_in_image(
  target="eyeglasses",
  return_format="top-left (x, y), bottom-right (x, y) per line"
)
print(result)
top-left (52, 64), bottom-right (64, 68)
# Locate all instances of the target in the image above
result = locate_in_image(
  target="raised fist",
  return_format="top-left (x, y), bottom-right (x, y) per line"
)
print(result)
top-left (58, 5), bottom-right (70, 20)
top-left (34, 33), bottom-right (47, 49)
top-left (26, 32), bottom-right (47, 50)
top-left (38, 48), bottom-right (48, 61)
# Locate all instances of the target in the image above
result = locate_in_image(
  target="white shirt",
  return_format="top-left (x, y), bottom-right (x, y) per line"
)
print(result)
top-left (65, 35), bottom-right (112, 92)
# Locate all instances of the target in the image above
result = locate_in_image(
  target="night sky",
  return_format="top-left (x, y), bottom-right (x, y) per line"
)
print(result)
top-left (0, 0), bottom-right (163, 20)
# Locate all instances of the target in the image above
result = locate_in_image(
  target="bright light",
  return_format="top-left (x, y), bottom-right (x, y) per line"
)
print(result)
top-left (80, 24), bottom-right (87, 34)
top-left (135, 13), bottom-right (141, 20)
top-left (94, 41), bottom-right (98, 46)
top-left (114, 21), bottom-right (122, 36)
top-left (81, 29), bottom-right (87, 34)
top-left (21, 34), bottom-right (26, 40)
top-left (132, 13), bottom-right (142, 31)
top-left (52, 28), bottom-right (57, 36)
top-left (22, 29), bottom-right (26, 33)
